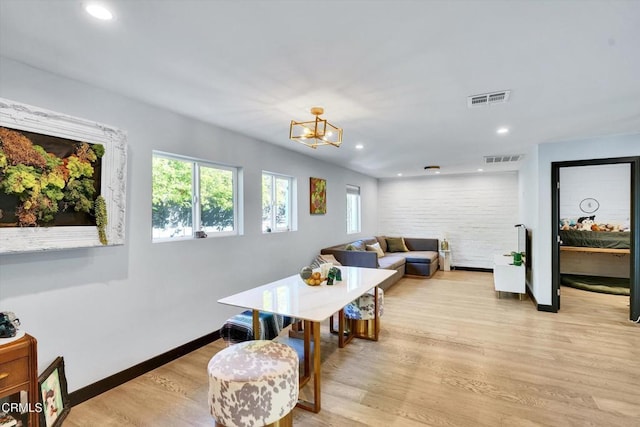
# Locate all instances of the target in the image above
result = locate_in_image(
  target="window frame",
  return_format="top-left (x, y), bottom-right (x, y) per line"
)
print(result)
top-left (262, 171), bottom-right (295, 233)
top-left (346, 184), bottom-right (361, 234)
top-left (152, 151), bottom-right (239, 242)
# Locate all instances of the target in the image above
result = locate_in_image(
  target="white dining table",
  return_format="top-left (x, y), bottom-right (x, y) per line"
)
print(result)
top-left (218, 266), bottom-right (394, 413)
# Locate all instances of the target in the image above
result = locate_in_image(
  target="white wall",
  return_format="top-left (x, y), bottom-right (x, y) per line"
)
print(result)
top-left (518, 145), bottom-right (540, 295)
top-left (560, 163), bottom-right (630, 225)
top-left (0, 58), bottom-right (378, 392)
top-left (377, 172), bottom-right (519, 268)
top-left (534, 133), bottom-right (639, 305)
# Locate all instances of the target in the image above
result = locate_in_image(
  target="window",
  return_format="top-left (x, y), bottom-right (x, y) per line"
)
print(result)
top-left (346, 184), bottom-right (361, 234)
top-left (262, 172), bottom-right (295, 232)
top-left (152, 152), bottom-right (238, 240)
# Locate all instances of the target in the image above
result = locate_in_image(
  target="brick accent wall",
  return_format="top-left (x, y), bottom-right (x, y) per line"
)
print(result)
top-left (378, 172), bottom-right (519, 269)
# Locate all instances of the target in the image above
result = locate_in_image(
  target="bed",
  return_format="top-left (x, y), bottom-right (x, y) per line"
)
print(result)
top-left (559, 229), bottom-right (630, 295)
top-left (559, 229), bottom-right (630, 253)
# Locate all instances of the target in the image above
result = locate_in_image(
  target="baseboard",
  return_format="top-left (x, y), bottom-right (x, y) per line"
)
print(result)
top-left (524, 283), bottom-right (557, 312)
top-left (69, 330), bottom-right (220, 407)
top-left (536, 304), bottom-right (556, 312)
top-left (453, 266), bottom-right (493, 273)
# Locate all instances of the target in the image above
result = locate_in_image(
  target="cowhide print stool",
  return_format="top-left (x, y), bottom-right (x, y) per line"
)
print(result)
top-left (345, 287), bottom-right (384, 340)
top-left (208, 340), bottom-right (299, 427)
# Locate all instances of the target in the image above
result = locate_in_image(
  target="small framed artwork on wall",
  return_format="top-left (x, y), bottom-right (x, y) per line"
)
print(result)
top-left (310, 177), bottom-right (326, 214)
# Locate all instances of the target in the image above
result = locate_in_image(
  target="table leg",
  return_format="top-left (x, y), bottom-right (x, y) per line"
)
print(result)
top-left (374, 286), bottom-right (380, 341)
top-left (252, 310), bottom-right (260, 340)
top-left (296, 320), bottom-right (321, 413)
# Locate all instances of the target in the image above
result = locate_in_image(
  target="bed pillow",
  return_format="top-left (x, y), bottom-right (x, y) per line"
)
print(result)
top-left (366, 242), bottom-right (385, 258)
top-left (386, 237), bottom-right (409, 252)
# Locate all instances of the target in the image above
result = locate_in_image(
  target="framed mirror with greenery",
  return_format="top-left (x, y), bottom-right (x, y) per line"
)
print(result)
top-left (0, 98), bottom-right (127, 253)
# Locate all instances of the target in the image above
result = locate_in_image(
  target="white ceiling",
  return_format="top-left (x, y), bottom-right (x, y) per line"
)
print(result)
top-left (1, 0), bottom-right (639, 178)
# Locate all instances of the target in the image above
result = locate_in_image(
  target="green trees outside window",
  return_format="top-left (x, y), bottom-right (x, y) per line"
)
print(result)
top-left (262, 172), bottom-right (293, 233)
top-left (152, 153), bottom-right (237, 240)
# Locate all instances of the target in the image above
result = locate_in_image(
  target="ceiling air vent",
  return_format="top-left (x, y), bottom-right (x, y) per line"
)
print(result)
top-left (484, 154), bottom-right (523, 164)
top-left (468, 90), bottom-right (511, 108)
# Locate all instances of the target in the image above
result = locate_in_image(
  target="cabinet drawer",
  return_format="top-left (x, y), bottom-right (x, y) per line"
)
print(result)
top-left (0, 357), bottom-right (29, 391)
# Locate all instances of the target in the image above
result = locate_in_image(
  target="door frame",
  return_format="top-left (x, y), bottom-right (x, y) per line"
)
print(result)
top-left (551, 156), bottom-right (639, 321)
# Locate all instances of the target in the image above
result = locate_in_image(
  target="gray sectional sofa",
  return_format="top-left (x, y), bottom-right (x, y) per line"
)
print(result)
top-left (320, 236), bottom-right (439, 290)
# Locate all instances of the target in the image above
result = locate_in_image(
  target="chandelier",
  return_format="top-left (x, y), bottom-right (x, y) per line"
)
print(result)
top-left (289, 107), bottom-right (343, 149)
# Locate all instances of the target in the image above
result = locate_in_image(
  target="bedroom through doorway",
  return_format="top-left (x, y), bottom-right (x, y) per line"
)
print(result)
top-left (551, 157), bottom-right (640, 322)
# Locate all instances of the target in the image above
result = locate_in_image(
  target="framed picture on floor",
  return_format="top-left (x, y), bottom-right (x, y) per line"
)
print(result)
top-left (38, 356), bottom-right (70, 427)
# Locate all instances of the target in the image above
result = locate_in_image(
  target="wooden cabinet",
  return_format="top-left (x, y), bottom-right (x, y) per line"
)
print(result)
top-left (0, 334), bottom-right (38, 427)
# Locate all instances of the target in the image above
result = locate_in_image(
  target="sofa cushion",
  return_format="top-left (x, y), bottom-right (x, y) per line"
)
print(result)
top-left (386, 237), bottom-right (409, 252)
top-left (404, 238), bottom-right (439, 252)
top-left (378, 254), bottom-right (406, 270)
top-left (404, 251), bottom-right (438, 264)
top-left (375, 236), bottom-right (387, 252)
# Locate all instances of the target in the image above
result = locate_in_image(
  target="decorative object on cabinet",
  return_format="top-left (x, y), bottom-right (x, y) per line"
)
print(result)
top-left (309, 177), bottom-right (326, 214)
top-left (38, 357), bottom-right (69, 427)
top-left (0, 333), bottom-right (38, 427)
top-left (0, 98), bottom-right (127, 254)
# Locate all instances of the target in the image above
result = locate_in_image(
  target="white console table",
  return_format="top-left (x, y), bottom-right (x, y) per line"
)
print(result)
top-left (493, 254), bottom-right (526, 299)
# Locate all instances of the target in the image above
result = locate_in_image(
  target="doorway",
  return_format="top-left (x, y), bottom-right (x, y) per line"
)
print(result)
top-left (551, 157), bottom-right (640, 321)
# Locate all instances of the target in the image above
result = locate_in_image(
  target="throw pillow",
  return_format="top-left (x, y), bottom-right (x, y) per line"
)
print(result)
top-left (366, 242), bottom-right (385, 258)
top-left (386, 237), bottom-right (409, 252)
top-left (346, 241), bottom-right (365, 251)
top-left (375, 236), bottom-right (387, 252)
top-left (351, 240), bottom-right (366, 251)
top-left (310, 254), bottom-right (342, 269)
top-left (320, 254), bottom-right (342, 266)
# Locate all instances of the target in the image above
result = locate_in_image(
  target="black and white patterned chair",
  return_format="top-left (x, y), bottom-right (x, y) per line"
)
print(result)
top-left (220, 310), bottom-right (293, 345)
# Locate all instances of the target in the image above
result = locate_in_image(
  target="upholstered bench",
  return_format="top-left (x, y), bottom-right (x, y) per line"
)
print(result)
top-left (208, 340), bottom-right (299, 427)
top-left (220, 310), bottom-right (293, 344)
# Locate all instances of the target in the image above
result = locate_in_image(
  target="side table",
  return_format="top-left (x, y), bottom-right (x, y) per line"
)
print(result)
top-left (493, 254), bottom-right (526, 299)
top-left (439, 250), bottom-right (451, 271)
top-left (0, 333), bottom-right (39, 427)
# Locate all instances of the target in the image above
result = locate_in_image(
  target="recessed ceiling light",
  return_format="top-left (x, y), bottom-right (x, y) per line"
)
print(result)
top-left (85, 4), bottom-right (114, 20)
top-left (478, 168), bottom-right (484, 172)
top-left (355, 144), bottom-right (364, 150)
top-left (497, 127), bottom-right (509, 135)
top-left (397, 173), bottom-right (403, 177)
top-left (435, 171), bottom-right (440, 174)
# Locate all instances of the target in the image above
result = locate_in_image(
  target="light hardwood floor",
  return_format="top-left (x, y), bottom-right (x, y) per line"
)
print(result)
top-left (66, 271), bottom-right (640, 426)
